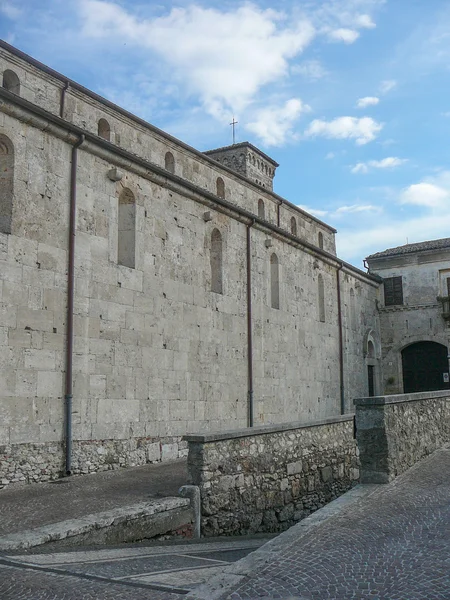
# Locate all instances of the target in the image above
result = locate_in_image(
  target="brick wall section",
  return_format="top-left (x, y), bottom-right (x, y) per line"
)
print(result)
top-left (185, 416), bottom-right (359, 536)
top-left (355, 390), bottom-right (450, 483)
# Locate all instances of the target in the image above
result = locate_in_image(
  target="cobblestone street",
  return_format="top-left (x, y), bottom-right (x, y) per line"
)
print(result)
top-left (0, 539), bottom-right (269, 599)
top-left (191, 448), bottom-right (450, 600)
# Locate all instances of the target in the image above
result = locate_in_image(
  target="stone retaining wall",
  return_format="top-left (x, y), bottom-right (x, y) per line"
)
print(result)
top-left (185, 416), bottom-right (359, 536)
top-left (0, 437), bottom-right (187, 488)
top-left (355, 390), bottom-right (450, 483)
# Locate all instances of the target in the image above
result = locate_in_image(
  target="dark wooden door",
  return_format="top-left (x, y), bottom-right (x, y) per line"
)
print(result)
top-left (402, 342), bottom-right (449, 393)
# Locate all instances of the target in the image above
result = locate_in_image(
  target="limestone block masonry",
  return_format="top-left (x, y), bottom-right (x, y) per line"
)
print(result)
top-left (185, 416), bottom-right (359, 536)
top-left (355, 390), bottom-right (450, 483)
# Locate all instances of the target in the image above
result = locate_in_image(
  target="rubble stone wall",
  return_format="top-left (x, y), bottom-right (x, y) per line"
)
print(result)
top-left (185, 416), bottom-right (359, 536)
top-left (355, 390), bottom-right (450, 483)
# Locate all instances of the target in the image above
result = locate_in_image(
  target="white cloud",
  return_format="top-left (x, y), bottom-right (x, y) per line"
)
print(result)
top-left (356, 96), bottom-right (379, 108)
top-left (335, 204), bottom-right (379, 213)
top-left (400, 182), bottom-right (450, 208)
top-left (379, 79), bottom-right (397, 94)
top-left (297, 205), bottom-right (329, 218)
top-left (246, 99), bottom-right (310, 147)
top-left (305, 116), bottom-right (383, 145)
top-left (351, 157), bottom-right (407, 173)
top-left (325, 152), bottom-right (336, 160)
top-left (292, 59), bottom-right (327, 80)
top-left (328, 28), bottom-right (360, 44)
top-left (78, 1), bottom-right (315, 120)
top-left (354, 14), bottom-right (376, 29)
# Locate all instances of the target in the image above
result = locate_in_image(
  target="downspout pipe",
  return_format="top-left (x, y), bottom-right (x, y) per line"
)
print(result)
top-left (65, 134), bottom-right (85, 476)
top-left (246, 219), bottom-right (255, 427)
top-left (60, 81), bottom-right (70, 119)
top-left (337, 262), bottom-right (345, 415)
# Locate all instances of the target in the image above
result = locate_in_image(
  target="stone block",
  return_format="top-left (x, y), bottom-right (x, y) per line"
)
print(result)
top-left (146, 442), bottom-right (161, 462)
top-left (161, 443), bottom-right (178, 461)
top-left (287, 460), bottom-right (302, 475)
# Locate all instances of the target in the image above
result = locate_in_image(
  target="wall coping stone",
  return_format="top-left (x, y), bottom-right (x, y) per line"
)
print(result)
top-left (354, 390), bottom-right (450, 407)
top-left (183, 414), bottom-right (354, 443)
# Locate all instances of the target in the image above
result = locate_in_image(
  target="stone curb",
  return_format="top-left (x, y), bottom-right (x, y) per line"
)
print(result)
top-left (0, 497), bottom-right (191, 551)
top-left (187, 484), bottom-right (380, 600)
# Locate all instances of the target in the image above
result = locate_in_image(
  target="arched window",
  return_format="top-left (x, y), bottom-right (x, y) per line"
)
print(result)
top-left (318, 231), bottom-right (324, 249)
top-left (210, 228), bottom-right (223, 294)
top-left (318, 274), bottom-right (325, 322)
top-left (2, 70), bottom-right (20, 95)
top-left (216, 177), bottom-right (225, 199)
top-left (270, 253), bottom-right (280, 309)
top-left (165, 151), bottom-right (175, 174)
top-left (0, 134), bottom-right (14, 234)
top-left (290, 216), bottom-right (297, 236)
top-left (98, 118), bottom-right (111, 141)
top-left (258, 198), bottom-right (265, 219)
top-left (118, 187), bottom-right (136, 268)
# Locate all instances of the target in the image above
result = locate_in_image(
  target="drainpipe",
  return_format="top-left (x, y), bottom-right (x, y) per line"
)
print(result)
top-left (337, 262), bottom-right (345, 414)
top-left (60, 81), bottom-right (70, 119)
top-left (246, 219), bottom-right (255, 427)
top-left (65, 134), bottom-right (85, 475)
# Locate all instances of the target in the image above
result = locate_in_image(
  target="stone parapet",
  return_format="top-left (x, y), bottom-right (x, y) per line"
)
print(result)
top-left (355, 390), bottom-right (450, 483)
top-left (184, 416), bottom-right (359, 536)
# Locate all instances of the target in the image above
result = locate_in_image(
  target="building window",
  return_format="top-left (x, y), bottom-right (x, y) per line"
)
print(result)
top-left (0, 134), bottom-right (14, 235)
top-left (290, 216), bottom-right (297, 236)
top-left (318, 231), bottom-right (324, 249)
top-left (270, 253), bottom-right (280, 309)
top-left (318, 274), bottom-right (325, 322)
top-left (258, 198), bottom-right (265, 219)
top-left (2, 70), bottom-right (20, 95)
top-left (165, 151), bottom-right (175, 174)
top-left (216, 177), bottom-right (225, 199)
top-left (384, 276), bottom-right (403, 306)
top-left (118, 188), bottom-right (136, 268)
top-left (98, 118), bottom-right (111, 141)
top-left (210, 228), bottom-right (223, 294)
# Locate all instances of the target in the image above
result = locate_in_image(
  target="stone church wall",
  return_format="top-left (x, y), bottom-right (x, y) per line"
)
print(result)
top-left (0, 43), bottom-right (381, 486)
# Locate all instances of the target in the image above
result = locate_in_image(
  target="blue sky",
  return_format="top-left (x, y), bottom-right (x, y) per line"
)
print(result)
top-left (1, 0), bottom-right (450, 267)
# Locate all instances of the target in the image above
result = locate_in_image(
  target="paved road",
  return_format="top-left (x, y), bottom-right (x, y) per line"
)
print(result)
top-left (0, 538), bottom-right (270, 599)
top-left (191, 448), bottom-right (450, 600)
top-left (0, 459), bottom-right (188, 536)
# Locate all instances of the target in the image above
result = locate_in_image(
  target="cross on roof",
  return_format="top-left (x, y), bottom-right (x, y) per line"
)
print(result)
top-left (230, 117), bottom-right (238, 145)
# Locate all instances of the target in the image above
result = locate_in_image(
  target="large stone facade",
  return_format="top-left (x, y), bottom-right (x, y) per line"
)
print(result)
top-left (0, 41), bottom-right (382, 486)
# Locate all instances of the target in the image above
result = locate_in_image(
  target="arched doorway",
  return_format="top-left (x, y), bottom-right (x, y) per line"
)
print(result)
top-left (401, 341), bottom-right (449, 393)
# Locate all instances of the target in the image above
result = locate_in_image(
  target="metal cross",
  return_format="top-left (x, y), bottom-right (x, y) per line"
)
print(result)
top-left (230, 117), bottom-right (238, 145)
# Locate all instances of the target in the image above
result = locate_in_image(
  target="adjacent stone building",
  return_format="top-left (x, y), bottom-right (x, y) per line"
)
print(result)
top-left (0, 41), bottom-right (383, 486)
top-left (366, 239), bottom-right (450, 395)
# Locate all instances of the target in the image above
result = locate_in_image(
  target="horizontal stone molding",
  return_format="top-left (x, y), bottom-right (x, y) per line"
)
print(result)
top-left (355, 391), bottom-right (450, 483)
top-left (186, 416), bottom-right (359, 537)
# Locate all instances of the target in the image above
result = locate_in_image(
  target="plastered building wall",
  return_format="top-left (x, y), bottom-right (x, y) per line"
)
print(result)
top-left (367, 249), bottom-right (450, 394)
top-left (0, 43), bottom-right (380, 485)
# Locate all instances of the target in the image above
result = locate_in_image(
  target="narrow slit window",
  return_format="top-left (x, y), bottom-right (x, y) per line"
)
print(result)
top-left (270, 253), bottom-right (280, 309)
top-left (216, 177), bottom-right (225, 199)
top-left (350, 288), bottom-right (356, 329)
top-left (290, 216), bottom-right (297, 236)
top-left (258, 198), bottom-right (265, 219)
top-left (2, 70), bottom-right (20, 95)
top-left (0, 134), bottom-right (14, 235)
top-left (118, 188), bottom-right (136, 268)
top-left (165, 151), bottom-right (175, 174)
top-left (210, 228), bottom-right (223, 294)
top-left (98, 118), bottom-right (111, 141)
top-left (318, 231), bottom-right (324, 249)
top-left (318, 274), bottom-right (325, 322)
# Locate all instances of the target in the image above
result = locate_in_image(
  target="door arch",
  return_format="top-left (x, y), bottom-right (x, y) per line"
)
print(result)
top-left (401, 341), bottom-right (449, 393)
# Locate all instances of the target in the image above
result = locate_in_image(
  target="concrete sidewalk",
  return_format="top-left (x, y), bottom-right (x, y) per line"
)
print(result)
top-left (188, 448), bottom-right (450, 600)
top-left (0, 459), bottom-right (189, 549)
